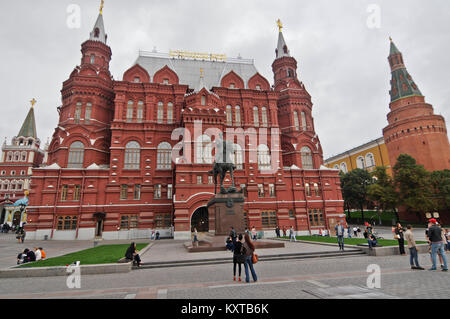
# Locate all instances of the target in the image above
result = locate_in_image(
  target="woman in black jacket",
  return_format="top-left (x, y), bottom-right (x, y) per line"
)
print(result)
top-left (125, 242), bottom-right (142, 267)
top-left (233, 234), bottom-right (245, 282)
top-left (395, 223), bottom-right (406, 255)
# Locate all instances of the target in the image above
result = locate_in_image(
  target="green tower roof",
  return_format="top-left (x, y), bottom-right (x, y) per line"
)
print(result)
top-left (18, 106), bottom-right (37, 138)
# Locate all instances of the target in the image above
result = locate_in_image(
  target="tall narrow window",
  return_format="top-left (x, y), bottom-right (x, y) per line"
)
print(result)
top-left (68, 141), bottom-right (84, 168)
top-left (154, 184), bottom-right (162, 199)
top-left (293, 111), bottom-right (300, 130)
top-left (157, 142), bottom-right (172, 170)
top-left (314, 183), bottom-right (320, 197)
top-left (74, 103), bottom-right (82, 124)
top-left (197, 175), bottom-right (203, 184)
top-left (340, 162), bottom-right (348, 173)
top-left (120, 185), bottom-right (128, 200)
top-left (258, 184), bottom-right (265, 198)
top-left (126, 101), bottom-right (134, 122)
top-left (124, 141), bottom-right (140, 169)
top-left (226, 105), bottom-right (233, 125)
top-left (90, 54), bottom-right (95, 64)
top-left (157, 102), bottom-right (164, 124)
top-left (85, 103), bottom-right (92, 124)
top-left (167, 184), bottom-right (173, 199)
top-left (261, 107), bottom-right (268, 127)
top-left (357, 156), bottom-right (365, 169)
top-left (233, 144), bottom-right (244, 170)
top-left (258, 144), bottom-right (271, 170)
top-left (61, 185), bottom-right (68, 201)
top-left (301, 146), bottom-right (313, 169)
top-left (201, 96), bottom-right (206, 106)
top-left (73, 185), bottom-right (81, 201)
top-left (365, 153), bottom-right (375, 168)
top-left (196, 135), bottom-right (213, 164)
top-left (134, 185), bottom-right (141, 200)
top-left (253, 107), bottom-right (259, 127)
top-left (167, 102), bottom-right (174, 124)
top-left (305, 183), bottom-right (311, 197)
top-left (301, 112), bottom-right (307, 130)
top-left (235, 106), bottom-right (241, 126)
top-left (137, 101), bottom-right (144, 123)
top-left (269, 184), bottom-right (276, 197)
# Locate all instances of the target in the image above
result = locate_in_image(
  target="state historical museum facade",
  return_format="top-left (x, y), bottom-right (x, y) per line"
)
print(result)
top-left (26, 11), bottom-right (345, 240)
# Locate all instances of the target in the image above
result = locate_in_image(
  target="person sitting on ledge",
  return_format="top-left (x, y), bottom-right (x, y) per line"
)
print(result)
top-left (368, 234), bottom-right (378, 249)
top-left (226, 236), bottom-right (234, 251)
top-left (125, 242), bottom-right (142, 267)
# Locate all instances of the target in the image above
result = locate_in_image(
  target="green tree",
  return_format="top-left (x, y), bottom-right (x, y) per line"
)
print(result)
top-left (367, 166), bottom-right (399, 224)
top-left (430, 169), bottom-right (450, 211)
top-left (340, 169), bottom-right (373, 222)
top-left (393, 154), bottom-right (435, 220)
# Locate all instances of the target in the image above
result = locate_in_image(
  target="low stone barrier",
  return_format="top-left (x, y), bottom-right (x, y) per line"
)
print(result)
top-left (357, 244), bottom-right (429, 256)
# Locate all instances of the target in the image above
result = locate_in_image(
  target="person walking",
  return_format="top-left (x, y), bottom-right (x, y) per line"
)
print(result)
top-left (275, 226), bottom-right (281, 238)
top-left (233, 234), bottom-right (245, 282)
top-left (347, 225), bottom-right (352, 239)
top-left (427, 219), bottom-right (448, 271)
top-left (282, 226), bottom-right (286, 238)
top-left (404, 225), bottom-right (424, 270)
top-left (289, 226), bottom-right (296, 242)
top-left (243, 233), bottom-right (258, 283)
top-left (353, 226), bottom-right (358, 237)
top-left (16, 227), bottom-right (26, 244)
top-left (251, 227), bottom-right (257, 241)
top-left (335, 221), bottom-right (345, 251)
top-left (394, 223), bottom-right (406, 256)
top-left (125, 242), bottom-right (142, 267)
top-left (192, 228), bottom-right (199, 247)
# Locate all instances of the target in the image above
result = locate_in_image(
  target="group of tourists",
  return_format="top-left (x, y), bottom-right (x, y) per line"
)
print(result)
top-left (227, 227), bottom-right (258, 283)
top-left (16, 247), bottom-right (46, 265)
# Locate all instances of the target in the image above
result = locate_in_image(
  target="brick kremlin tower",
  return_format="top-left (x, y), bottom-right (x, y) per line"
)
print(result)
top-left (383, 38), bottom-right (450, 171)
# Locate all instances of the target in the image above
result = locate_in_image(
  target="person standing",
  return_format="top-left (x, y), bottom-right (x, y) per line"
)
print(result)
top-left (404, 225), bottom-right (424, 270)
top-left (251, 227), bottom-right (257, 241)
top-left (229, 227), bottom-right (237, 244)
top-left (282, 226), bottom-right (286, 238)
top-left (335, 221), bottom-right (345, 251)
top-left (233, 234), bottom-right (245, 282)
top-left (394, 223), bottom-right (406, 256)
top-left (192, 228), bottom-right (199, 247)
top-left (347, 225), bottom-right (352, 239)
top-left (427, 219), bottom-right (448, 271)
top-left (289, 226), bottom-right (296, 242)
top-left (275, 226), bottom-right (281, 238)
top-left (243, 233), bottom-right (258, 283)
top-left (16, 227), bottom-right (26, 244)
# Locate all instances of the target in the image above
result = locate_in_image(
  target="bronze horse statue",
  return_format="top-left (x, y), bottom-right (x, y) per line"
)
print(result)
top-left (208, 134), bottom-right (237, 194)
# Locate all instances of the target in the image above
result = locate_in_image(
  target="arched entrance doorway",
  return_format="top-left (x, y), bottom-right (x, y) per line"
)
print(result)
top-left (191, 207), bottom-right (209, 232)
top-left (12, 211), bottom-right (21, 227)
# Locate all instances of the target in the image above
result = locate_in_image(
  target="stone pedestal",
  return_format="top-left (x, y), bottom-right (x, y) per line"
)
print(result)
top-left (207, 192), bottom-right (245, 236)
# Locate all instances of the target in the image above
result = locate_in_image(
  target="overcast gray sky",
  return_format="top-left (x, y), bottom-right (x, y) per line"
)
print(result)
top-left (0, 0), bottom-right (448, 159)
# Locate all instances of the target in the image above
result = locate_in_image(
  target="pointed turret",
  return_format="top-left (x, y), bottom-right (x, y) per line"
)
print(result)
top-left (194, 68), bottom-right (210, 93)
top-left (275, 19), bottom-right (290, 59)
top-left (388, 38), bottom-right (422, 102)
top-left (89, 12), bottom-right (107, 44)
top-left (18, 99), bottom-right (37, 139)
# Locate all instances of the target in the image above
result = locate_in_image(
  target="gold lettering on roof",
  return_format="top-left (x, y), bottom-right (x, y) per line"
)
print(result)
top-left (170, 50), bottom-right (227, 62)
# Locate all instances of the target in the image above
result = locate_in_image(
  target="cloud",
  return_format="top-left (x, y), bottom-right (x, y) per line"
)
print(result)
top-left (0, 0), bottom-right (448, 160)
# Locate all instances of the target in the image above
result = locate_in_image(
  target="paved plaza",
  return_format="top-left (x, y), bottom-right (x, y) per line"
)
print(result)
top-left (0, 228), bottom-right (448, 299)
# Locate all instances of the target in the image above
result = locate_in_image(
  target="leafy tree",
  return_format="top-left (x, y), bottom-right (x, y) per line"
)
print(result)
top-left (393, 154), bottom-right (435, 220)
top-left (429, 169), bottom-right (450, 211)
top-left (340, 168), bottom-right (373, 222)
top-left (367, 166), bottom-right (399, 223)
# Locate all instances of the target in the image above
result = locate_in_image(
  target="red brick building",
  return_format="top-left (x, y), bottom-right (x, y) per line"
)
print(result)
top-left (0, 102), bottom-right (45, 226)
top-left (25, 10), bottom-right (345, 240)
top-left (383, 39), bottom-right (450, 172)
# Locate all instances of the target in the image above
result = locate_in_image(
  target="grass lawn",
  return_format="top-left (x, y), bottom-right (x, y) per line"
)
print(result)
top-left (19, 243), bottom-right (148, 268)
top-left (346, 210), bottom-right (397, 224)
top-left (283, 236), bottom-right (427, 247)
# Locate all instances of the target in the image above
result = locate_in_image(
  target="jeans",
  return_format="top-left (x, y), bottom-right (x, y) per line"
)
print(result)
top-left (337, 235), bottom-right (344, 250)
top-left (368, 239), bottom-right (377, 248)
top-left (409, 247), bottom-right (420, 267)
top-left (431, 242), bottom-right (448, 270)
top-left (398, 238), bottom-right (405, 255)
top-left (244, 256), bottom-right (258, 283)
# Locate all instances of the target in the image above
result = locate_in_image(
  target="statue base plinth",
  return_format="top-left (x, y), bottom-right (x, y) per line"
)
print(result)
top-left (207, 192), bottom-right (245, 236)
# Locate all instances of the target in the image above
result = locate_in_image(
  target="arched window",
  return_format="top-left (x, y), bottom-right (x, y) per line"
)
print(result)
top-left (157, 102), bottom-right (164, 124)
top-left (334, 164), bottom-right (339, 170)
top-left (14, 152), bottom-right (20, 161)
top-left (305, 183), bottom-right (311, 196)
top-left (90, 54), bottom-right (95, 64)
top-left (301, 146), bottom-right (313, 169)
top-left (196, 135), bottom-right (213, 164)
top-left (21, 152), bottom-right (27, 162)
top-left (253, 107), bottom-right (259, 127)
top-left (85, 103), bottom-right (92, 124)
top-left (167, 102), bottom-right (173, 124)
top-left (261, 107), bottom-right (268, 127)
top-left (7, 152), bottom-right (13, 162)
top-left (340, 162), bottom-right (348, 173)
top-left (137, 101), bottom-right (144, 123)
top-left (157, 142), bottom-right (172, 170)
top-left (293, 111), bottom-right (300, 131)
top-left (356, 156), bottom-right (365, 169)
top-left (314, 183), bottom-right (320, 197)
top-left (365, 153), bottom-right (375, 168)
top-left (124, 141), bottom-right (140, 169)
top-left (226, 105), bottom-right (233, 125)
top-left (301, 112), bottom-right (307, 130)
top-left (258, 144), bottom-right (271, 170)
top-left (126, 101), bottom-right (134, 122)
top-left (68, 141), bottom-right (85, 168)
top-left (235, 106), bottom-right (241, 126)
top-left (233, 144), bottom-right (244, 170)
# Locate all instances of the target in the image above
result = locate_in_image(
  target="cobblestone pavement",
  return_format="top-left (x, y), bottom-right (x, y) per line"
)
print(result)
top-left (0, 249), bottom-right (448, 299)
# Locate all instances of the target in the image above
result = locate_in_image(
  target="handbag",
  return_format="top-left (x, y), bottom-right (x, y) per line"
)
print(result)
top-left (394, 234), bottom-right (400, 240)
top-left (252, 253), bottom-right (258, 264)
